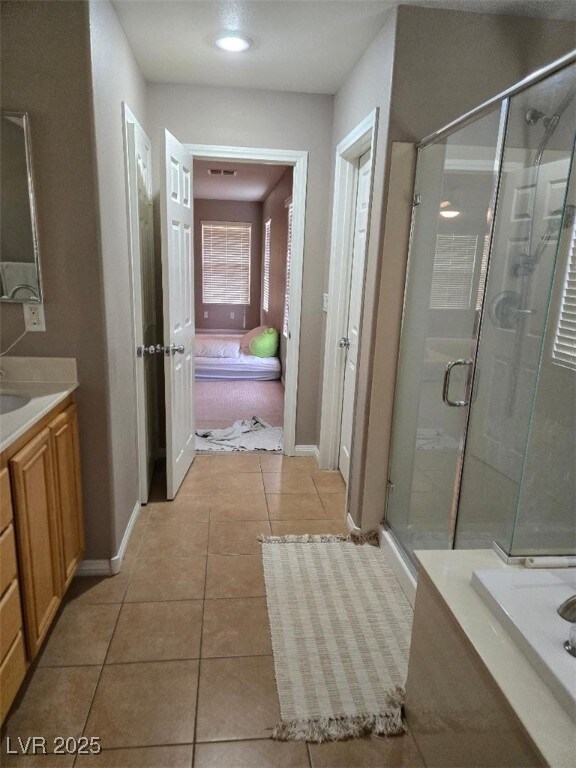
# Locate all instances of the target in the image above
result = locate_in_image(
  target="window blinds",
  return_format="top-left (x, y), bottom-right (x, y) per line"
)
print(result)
top-left (430, 234), bottom-right (479, 310)
top-left (553, 216), bottom-right (576, 370)
top-left (283, 201), bottom-right (293, 337)
top-left (263, 219), bottom-right (271, 313)
top-left (201, 221), bottom-right (251, 305)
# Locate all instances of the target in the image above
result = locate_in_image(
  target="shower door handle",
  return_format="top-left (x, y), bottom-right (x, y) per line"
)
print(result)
top-left (442, 359), bottom-right (473, 407)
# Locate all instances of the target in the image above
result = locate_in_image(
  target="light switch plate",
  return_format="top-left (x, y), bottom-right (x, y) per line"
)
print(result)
top-left (23, 302), bottom-right (46, 331)
top-left (322, 293), bottom-right (329, 312)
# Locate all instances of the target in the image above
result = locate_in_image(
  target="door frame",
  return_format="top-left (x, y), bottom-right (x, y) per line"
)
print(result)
top-left (183, 143), bottom-right (309, 457)
top-left (122, 102), bottom-right (154, 504)
top-left (319, 109), bottom-right (378, 470)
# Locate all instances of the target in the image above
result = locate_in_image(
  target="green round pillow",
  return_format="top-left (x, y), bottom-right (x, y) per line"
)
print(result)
top-left (249, 327), bottom-right (279, 357)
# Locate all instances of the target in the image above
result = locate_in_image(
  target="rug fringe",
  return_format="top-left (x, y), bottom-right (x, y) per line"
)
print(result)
top-left (258, 531), bottom-right (380, 545)
top-left (271, 698), bottom-right (406, 743)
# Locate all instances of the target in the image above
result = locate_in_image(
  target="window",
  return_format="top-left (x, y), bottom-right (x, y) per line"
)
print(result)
top-left (283, 200), bottom-right (293, 337)
top-left (263, 218), bottom-right (271, 313)
top-left (201, 221), bottom-right (251, 304)
top-left (553, 214), bottom-right (576, 370)
top-left (430, 234), bottom-right (478, 309)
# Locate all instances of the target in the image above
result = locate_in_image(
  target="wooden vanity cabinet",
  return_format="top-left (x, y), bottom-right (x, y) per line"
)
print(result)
top-left (0, 396), bottom-right (85, 721)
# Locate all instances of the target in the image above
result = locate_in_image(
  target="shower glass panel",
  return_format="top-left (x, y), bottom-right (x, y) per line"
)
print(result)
top-left (455, 63), bottom-right (576, 553)
top-left (386, 109), bottom-right (503, 558)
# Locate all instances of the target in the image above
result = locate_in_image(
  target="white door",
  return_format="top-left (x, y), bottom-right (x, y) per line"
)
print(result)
top-left (123, 106), bottom-right (157, 503)
top-left (339, 150), bottom-right (371, 483)
top-left (160, 130), bottom-right (195, 498)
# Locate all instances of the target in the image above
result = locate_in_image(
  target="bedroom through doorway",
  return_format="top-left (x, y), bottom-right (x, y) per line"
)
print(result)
top-left (193, 159), bottom-right (293, 452)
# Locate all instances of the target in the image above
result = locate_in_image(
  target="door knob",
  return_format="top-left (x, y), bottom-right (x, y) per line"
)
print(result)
top-left (339, 337), bottom-right (351, 349)
top-left (137, 345), bottom-right (157, 357)
top-left (165, 343), bottom-right (185, 356)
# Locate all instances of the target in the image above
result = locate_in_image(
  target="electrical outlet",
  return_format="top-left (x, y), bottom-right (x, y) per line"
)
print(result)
top-left (203, 310), bottom-right (209, 319)
top-left (230, 311), bottom-right (235, 319)
top-left (23, 302), bottom-right (46, 332)
top-left (323, 293), bottom-right (329, 312)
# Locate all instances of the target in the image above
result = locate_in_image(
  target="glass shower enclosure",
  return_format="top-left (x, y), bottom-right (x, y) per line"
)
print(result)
top-left (386, 55), bottom-right (576, 566)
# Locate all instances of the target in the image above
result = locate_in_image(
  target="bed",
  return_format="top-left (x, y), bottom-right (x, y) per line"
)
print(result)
top-left (195, 333), bottom-right (281, 381)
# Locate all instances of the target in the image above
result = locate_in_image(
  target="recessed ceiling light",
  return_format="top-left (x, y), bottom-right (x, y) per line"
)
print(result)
top-left (440, 210), bottom-right (460, 218)
top-left (215, 34), bottom-right (252, 52)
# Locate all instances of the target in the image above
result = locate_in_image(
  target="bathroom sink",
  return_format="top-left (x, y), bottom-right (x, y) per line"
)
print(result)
top-left (0, 393), bottom-right (31, 415)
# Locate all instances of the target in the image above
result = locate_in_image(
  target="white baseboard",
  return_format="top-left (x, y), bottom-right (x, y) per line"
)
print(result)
top-left (294, 444), bottom-right (320, 464)
top-left (77, 500), bottom-right (141, 578)
top-left (378, 525), bottom-right (417, 607)
top-left (346, 512), bottom-right (362, 535)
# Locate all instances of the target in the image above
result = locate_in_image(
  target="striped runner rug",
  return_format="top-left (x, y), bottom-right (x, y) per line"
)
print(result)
top-left (261, 536), bottom-right (413, 742)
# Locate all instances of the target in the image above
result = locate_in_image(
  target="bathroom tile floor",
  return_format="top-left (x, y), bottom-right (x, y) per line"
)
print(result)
top-left (2, 454), bottom-right (424, 768)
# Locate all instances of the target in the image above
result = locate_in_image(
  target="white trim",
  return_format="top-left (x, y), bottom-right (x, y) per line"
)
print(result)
top-left (294, 444), bottom-right (318, 457)
top-left (184, 143), bottom-right (308, 457)
top-left (319, 110), bottom-right (379, 470)
top-left (346, 513), bottom-right (362, 535)
top-left (378, 526), bottom-right (417, 607)
top-left (77, 500), bottom-right (142, 577)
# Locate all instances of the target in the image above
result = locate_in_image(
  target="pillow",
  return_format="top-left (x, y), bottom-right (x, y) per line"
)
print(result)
top-left (249, 327), bottom-right (279, 358)
top-left (195, 336), bottom-right (240, 358)
top-left (240, 325), bottom-right (269, 352)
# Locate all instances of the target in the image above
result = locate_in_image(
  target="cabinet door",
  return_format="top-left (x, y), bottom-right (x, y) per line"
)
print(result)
top-left (49, 405), bottom-right (85, 589)
top-left (10, 429), bottom-right (63, 658)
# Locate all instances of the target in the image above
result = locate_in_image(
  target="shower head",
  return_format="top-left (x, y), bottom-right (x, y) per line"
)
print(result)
top-left (525, 108), bottom-right (545, 125)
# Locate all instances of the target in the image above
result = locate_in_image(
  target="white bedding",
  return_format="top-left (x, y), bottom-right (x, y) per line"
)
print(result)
top-left (195, 335), bottom-right (240, 358)
top-left (194, 334), bottom-right (281, 381)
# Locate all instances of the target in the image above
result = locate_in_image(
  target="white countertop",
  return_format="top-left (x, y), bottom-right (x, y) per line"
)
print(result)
top-left (0, 357), bottom-right (78, 453)
top-left (415, 549), bottom-right (576, 768)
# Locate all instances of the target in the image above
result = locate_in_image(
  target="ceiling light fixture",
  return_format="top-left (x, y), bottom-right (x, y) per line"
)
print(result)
top-left (214, 33), bottom-right (252, 52)
top-left (440, 210), bottom-right (460, 219)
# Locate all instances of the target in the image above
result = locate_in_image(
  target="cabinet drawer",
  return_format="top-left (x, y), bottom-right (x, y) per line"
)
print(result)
top-left (0, 580), bottom-right (23, 661)
top-left (0, 631), bottom-right (27, 724)
top-left (0, 525), bottom-right (18, 596)
top-left (0, 468), bottom-right (13, 533)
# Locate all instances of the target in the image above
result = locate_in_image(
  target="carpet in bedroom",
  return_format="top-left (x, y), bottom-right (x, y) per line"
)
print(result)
top-left (195, 380), bottom-right (284, 430)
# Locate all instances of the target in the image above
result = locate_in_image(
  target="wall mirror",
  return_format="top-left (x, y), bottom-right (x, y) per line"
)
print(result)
top-left (1, 111), bottom-right (43, 303)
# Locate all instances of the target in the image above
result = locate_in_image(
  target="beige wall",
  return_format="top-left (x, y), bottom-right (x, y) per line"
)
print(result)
top-left (88, 0), bottom-right (148, 553)
top-left (331, 5), bottom-right (576, 532)
top-left (0, 0), bottom-right (113, 559)
top-left (194, 199), bottom-right (263, 331)
top-left (146, 84), bottom-right (333, 445)
top-left (261, 168), bottom-right (293, 372)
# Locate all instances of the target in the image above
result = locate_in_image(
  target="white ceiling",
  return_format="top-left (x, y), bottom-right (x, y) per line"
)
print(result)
top-left (193, 160), bottom-right (290, 200)
top-left (112, 1), bottom-right (576, 94)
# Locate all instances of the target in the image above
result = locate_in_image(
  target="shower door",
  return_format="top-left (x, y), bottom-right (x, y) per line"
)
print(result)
top-left (385, 108), bottom-right (504, 557)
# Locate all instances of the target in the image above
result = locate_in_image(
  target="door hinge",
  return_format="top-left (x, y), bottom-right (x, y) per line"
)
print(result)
top-left (413, 194), bottom-right (421, 207)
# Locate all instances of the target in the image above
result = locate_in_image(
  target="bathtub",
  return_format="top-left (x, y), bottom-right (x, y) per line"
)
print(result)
top-left (472, 568), bottom-right (576, 721)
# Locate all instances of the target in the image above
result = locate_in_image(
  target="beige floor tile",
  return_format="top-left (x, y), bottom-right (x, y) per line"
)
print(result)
top-left (311, 471), bottom-right (346, 494)
top-left (125, 557), bottom-right (206, 602)
top-left (65, 573), bottom-right (130, 605)
top-left (202, 598), bottom-right (271, 657)
top-left (263, 472), bottom-right (317, 494)
top-left (179, 472), bottom-right (213, 495)
top-left (2, 667), bottom-right (100, 752)
top-left (318, 493), bottom-right (347, 519)
top-left (76, 745), bottom-right (193, 767)
top-left (85, 660), bottom-right (198, 748)
top-left (212, 472), bottom-right (265, 496)
top-left (205, 555), bottom-right (265, 598)
top-left (266, 493), bottom-right (325, 520)
top-left (309, 733), bottom-right (425, 767)
top-left (138, 522), bottom-right (209, 558)
top-left (195, 739), bottom-right (310, 767)
top-left (107, 601), bottom-right (203, 663)
top-left (189, 455), bottom-right (216, 473)
top-left (149, 495), bottom-right (211, 524)
top-left (271, 520), bottom-right (349, 537)
top-left (196, 656), bottom-right (280, 741)
top-left (208, 520), bottom-right (270, 554)
top-left (259, 455), bottom-right (317, 473)
top-left (38, 603), bottom-right (120, 667)
top-left (210, 493), bottom-right (268, 521)
top-left (212, 454), bottom-right (262, 473)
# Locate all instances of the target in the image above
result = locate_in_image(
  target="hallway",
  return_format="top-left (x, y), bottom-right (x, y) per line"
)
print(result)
top-left (1, 454), bottom-right (424, 767)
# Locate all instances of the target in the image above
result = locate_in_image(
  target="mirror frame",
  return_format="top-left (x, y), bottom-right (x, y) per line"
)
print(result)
top-left (1, 110), bottom-right (43, 303)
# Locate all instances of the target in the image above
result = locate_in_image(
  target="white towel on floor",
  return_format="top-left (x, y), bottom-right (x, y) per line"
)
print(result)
top-left (196, 417), bottom-right (283, 452)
